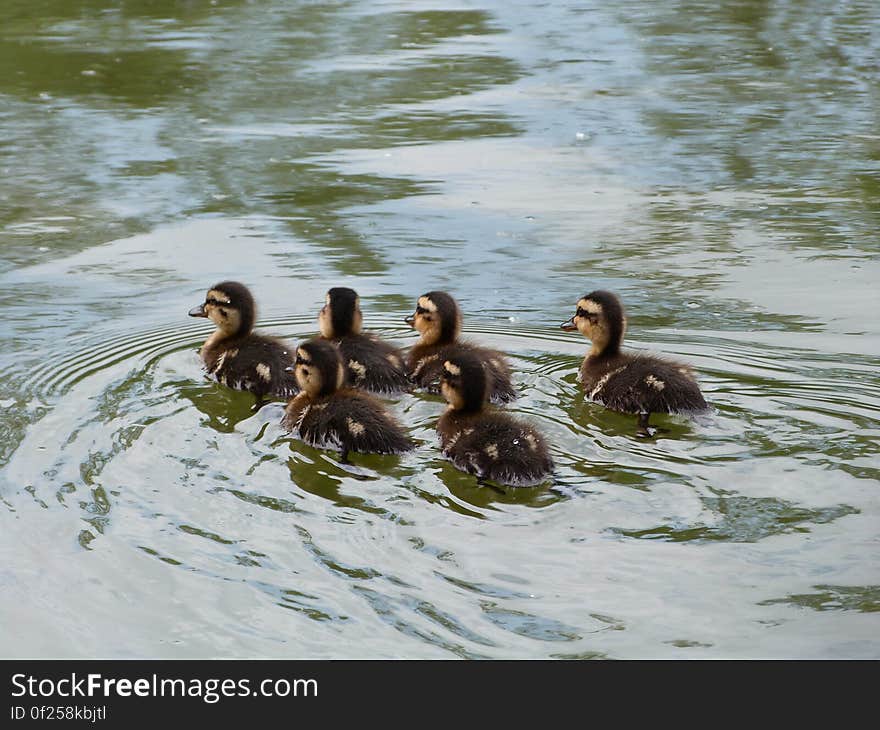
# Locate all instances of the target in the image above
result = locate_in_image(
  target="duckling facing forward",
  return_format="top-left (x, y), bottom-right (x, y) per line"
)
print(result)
top-left (405, 290), bottom-right (517, 403)
top-left (282, 339), bottom-right (414, 462)
top-left (318, 287), bottom-right (410, 394)
top-left (437, 352), bottom-right (553, 487)
top-left (561, 290), bottom-right (709, 435)
top-left (189, 281), bottom-right (297, 409)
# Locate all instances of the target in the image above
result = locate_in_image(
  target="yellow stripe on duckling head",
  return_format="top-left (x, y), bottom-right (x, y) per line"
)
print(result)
top-left (418, 296), bottom-right (438, 313)
top-left (207, 289), bottom-right (231, 305)
top-left (577, 298), bottom-right (602, 315)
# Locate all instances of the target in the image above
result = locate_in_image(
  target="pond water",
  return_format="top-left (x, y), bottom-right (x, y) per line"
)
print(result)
top-left (1, 0), bottom-right (878, 658)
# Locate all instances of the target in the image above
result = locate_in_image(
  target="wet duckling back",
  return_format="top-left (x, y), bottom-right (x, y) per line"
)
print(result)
top-left (561, 289), bottom-right (708, 434)
top-left (282, 338), bottom-right (413, 461)
top-left (189, 280), bottom-right (297, 407)
top-left (318, 287), bottom-right (409, 394)
top-left (437, 352), bottom-right (552, 487)
top-left (405, 290), bottom-right (516, 403)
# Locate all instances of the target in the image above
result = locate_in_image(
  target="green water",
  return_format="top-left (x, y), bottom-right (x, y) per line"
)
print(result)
top-left (1, 0), bottom-right (878, 658)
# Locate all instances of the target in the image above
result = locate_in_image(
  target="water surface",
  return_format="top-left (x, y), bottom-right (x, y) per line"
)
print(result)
top-left (1, 0), bottom-right (878, 658)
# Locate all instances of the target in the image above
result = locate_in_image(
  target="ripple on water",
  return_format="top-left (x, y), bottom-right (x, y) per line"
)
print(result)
top-left (1, 312), bottom-right (878, 658)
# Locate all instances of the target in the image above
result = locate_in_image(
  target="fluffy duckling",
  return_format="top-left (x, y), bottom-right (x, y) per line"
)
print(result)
top-left (189, 280), bottom-right (297, 409)
top-left (437, 352), bottom-right (553, 487)
top-left (405, 290), bottom-right (516, 403)
top-left (318, 287), bottom-right (410, 394)
top-left (561, 290), bottom-right (709, 435)
top-left (282, 339), bottom-right (414, 462)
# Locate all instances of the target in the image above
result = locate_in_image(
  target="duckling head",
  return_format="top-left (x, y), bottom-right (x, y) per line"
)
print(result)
top-left (404, 291), bottom-right (461, 346)
top-left (291, 338), bottom-right (346, 398)
top-left (189, 281), bottom-right (256, 338)
top-left (440, 352), bottom-right (490, 413)
top-left (319, 287), bottom-right (362, 339)
top-left (560, 289), bottom-right (626, 356)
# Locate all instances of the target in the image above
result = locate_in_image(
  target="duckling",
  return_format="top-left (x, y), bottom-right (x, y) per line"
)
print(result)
top-left (560, 290), bottom-right (709, 435)
top-left (404, 290), bottom-right (517, 403)
top-left (282, 338), bottom-right (414, 462)
top-left (318, 287), bottom-right (410, 394)
top-left (189, 280), bottom-right (297, 409)
top-left (437, 352), bottom-right (552, 487)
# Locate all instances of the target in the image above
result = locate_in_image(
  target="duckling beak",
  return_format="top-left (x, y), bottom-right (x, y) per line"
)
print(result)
top-left (560, 316), bottom-right (577, 332)
top-left (404, 314), bottom-right (415, 327)
top-left (189, 304), bottom-right (207, 318)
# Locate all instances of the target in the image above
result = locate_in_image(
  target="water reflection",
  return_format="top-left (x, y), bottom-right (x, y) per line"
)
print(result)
top-left (1, 0), bottom-right (878, 659)
top-left (1, 1), bottom-right (524, 274)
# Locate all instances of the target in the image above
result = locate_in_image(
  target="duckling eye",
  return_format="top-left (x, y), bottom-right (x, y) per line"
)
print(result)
top-left (577, 307), bottom-right (597, 322)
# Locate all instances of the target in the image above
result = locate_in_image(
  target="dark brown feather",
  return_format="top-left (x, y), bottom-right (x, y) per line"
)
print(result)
top-left (201, 334), bottom-right (297, 398)
top-left (580, 352), bottom-right (707, 415)
top-left (407, 341), bottom-right (516, 404)
top-left (329, 333), bottom-right (410, 394)
top-left (283, 389), bottom-right (413, 455)
top-left (437, 410), bottom-right (553, 487)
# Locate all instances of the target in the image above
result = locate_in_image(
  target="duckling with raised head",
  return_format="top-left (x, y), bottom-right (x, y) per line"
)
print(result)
top-left (561, 290), bottom-right (709, 435)
top-left (405, 290), bottom-right (516, 403)
top-left (189, 280), bottom-right (297, 409)
top-left (437, 352), bottom-right (553, 487)
top-left (282, 338), bottom-right (414, 462)
top-left (318, 287), bottom-right (410, 394)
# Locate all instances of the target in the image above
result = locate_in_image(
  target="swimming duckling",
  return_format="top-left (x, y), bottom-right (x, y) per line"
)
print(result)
top-left (561, 290), bottom-right (709, 435)
top-left (189, 280), bottom-right (297, 409)
top-left (405, 290), bottom-right (517, 403)
top-left (318, 287), bottom-right (410, 394)
top-left (437, 352), bottom-right (553, 487)
top-left (282, 338), bottom-right (414, 462)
